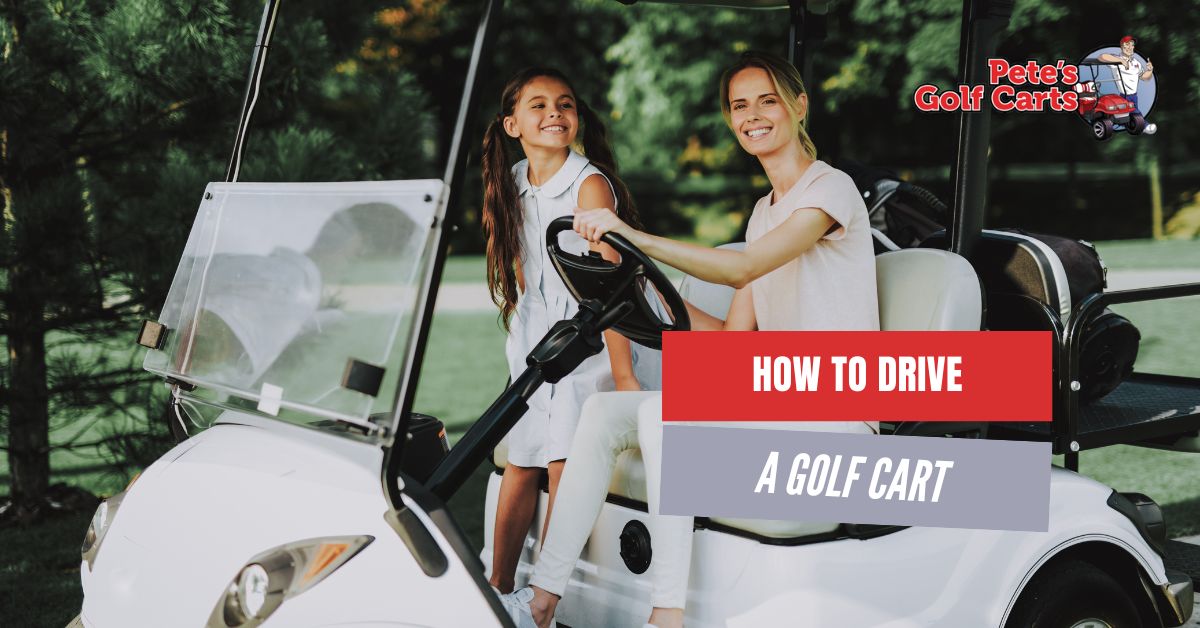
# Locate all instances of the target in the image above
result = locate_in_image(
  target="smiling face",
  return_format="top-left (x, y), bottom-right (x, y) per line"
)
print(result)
top-left (1121, 40), bottom-right (1136, 56)
top-left (727, 67), bottom-right (805, 158)
top-left (503, 75), bottom-right (578, 152)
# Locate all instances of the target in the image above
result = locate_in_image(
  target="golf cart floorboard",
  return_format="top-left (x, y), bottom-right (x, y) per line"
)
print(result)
top-left (989, 373), bottom-right (1200, 451)
top-left (1165, 540), bottom-right (1200, 586)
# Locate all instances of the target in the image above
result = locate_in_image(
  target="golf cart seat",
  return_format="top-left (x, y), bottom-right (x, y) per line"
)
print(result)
top-left (494, 245), bottom-right (983, 539)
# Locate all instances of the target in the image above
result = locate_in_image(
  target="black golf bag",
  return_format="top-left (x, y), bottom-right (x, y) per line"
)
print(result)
top-left (841, 160), bottom-right (1140, 403)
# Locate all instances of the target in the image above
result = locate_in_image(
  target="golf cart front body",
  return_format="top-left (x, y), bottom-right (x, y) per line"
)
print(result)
top-left (78, 413), bottom-right (506, 627)
top-left (1094, 94), bottom-right (1137, 126)
top-left (78, 178), bottom-right (511, 627)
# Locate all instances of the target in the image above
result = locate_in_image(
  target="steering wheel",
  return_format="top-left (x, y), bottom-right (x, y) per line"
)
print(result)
top-left (546, 216), bottom-right (689, 350)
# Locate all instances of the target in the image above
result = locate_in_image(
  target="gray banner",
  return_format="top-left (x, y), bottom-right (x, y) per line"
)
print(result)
top-left (660, 425), bottom-right (1051, 532)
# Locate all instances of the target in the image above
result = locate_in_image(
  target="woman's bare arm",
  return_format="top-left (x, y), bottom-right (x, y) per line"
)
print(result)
top-left (574, 206), bottom-right (834, 289)
top-left (685, 285), bottom-right (756, 331)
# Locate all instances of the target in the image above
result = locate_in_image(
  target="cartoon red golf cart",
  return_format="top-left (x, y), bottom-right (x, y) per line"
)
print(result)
top-left (1074, 57), bottom-right (1148, 140)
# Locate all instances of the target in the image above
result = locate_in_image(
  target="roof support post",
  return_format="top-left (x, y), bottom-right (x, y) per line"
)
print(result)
top-left (948, 0), bottom-right (1012, 258)
top-left (383, 0), bottom-right (506, 506)
top-left (786, 1), bottom-right (825, 89)
top-left (225, 0), bottom-right (283, 183)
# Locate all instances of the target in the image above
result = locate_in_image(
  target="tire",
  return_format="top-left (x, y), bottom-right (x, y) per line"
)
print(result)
top-left (1127, 112), bottom-right (1146, 135)
top-left (1092, 118), bottom-right (1114, 141)
top-left (1006, 559), bottom-right (1144, 628)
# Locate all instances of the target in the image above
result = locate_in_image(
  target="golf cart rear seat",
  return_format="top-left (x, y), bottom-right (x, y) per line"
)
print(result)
top-left (494, 245), bottom-right (983, 538)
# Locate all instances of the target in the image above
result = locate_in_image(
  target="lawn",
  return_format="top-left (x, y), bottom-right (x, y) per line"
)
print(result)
top-left (2, 238), bottom-right (1199, 626)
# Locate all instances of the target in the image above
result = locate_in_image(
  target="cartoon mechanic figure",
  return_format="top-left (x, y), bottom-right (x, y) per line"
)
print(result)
top-left (1099, 35), bottom-right (1157, 134)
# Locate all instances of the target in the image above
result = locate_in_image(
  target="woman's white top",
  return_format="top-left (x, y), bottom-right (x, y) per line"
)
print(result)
top-left (504, 150), bottom-right (659, 467)
top-left (745, 160), bottom-right (880, 434)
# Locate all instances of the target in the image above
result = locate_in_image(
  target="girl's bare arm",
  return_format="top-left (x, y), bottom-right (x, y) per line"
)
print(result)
top-left (579, 175), bottom-right (641, 390)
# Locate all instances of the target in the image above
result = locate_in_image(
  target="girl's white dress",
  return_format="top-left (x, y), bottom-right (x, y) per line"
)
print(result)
top-left (504, 150), bottom-right (659, 467)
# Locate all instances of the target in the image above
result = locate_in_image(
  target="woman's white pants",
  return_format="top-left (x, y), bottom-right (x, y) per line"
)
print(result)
top-left (526, 391), bottom-right (879, 610)
top-left (527, 391), bottom-right (690, 609)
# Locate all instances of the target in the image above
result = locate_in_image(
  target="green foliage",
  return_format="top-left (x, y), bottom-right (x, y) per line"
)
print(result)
top-left (0, 0), bottom-right (439, 502)
top-left (605, 5), bottom-right (779, 179)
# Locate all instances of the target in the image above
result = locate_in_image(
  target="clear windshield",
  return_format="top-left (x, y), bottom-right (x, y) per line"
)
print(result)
top-left (1079, 62), bottom-right (1128, 98)
top-left (144, 180), bottom-right (443, 443)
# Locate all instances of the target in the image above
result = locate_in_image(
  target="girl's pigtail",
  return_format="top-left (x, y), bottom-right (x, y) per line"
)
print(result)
top-left (578, 100), bottom-right (642, 231)
top-left (482, 115), bottom-right (523, 329)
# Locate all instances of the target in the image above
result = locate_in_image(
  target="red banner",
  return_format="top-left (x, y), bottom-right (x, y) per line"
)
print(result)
top-left (662, 331), bottom-right (1052, 422)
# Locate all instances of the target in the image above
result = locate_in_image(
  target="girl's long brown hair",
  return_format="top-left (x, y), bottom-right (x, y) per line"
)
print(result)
top-left (482, 67), bottom-right (641, 329)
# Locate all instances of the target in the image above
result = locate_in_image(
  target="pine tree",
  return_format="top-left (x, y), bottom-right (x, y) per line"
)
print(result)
top-left (0, 0), bottom-right (436, 521)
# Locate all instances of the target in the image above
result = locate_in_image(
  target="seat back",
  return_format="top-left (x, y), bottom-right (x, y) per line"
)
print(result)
top-left (677, 242), bottom-right (745, 318)
top-left (876, 248), bottom-right (986, 439)
top-left (681, 244), bottom-right (983, 332)
top-left (876, 248), bottom-right (983, 331)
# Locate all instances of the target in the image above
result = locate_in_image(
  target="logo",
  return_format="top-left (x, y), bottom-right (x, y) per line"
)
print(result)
top-left (1075, 36), bottom-right (1158, 141)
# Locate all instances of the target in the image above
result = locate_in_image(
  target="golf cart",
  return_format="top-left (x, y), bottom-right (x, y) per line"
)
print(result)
top-left (75, 0), bottom-right (1200, 627)
top-left (1074, 57), bottom-right (1149, 140)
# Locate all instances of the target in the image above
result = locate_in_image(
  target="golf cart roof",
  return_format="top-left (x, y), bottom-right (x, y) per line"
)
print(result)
top-left (1079, 57), bottom-right (1122, 66)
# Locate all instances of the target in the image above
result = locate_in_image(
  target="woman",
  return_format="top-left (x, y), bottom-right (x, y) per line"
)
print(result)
top-left (500, 50), bottom-right (879, 628)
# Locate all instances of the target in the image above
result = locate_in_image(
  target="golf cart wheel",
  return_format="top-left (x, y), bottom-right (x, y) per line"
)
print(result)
top-left (1092, 118), bottom-right (1114, 141)
top-left (1127, 112), bottom-right (1147, 135)
top-left (1005, 559), bottom-right (1143, 628)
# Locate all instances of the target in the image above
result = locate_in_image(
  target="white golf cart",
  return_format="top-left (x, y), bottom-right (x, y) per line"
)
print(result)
top-left (76, 1), bottom-right (1199, 627)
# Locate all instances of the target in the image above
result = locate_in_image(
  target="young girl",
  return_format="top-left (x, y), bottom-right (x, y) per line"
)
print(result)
top-left (503, 51), bottom-right (879, 628)
top-left (481, 67), bottom-right (648, 598)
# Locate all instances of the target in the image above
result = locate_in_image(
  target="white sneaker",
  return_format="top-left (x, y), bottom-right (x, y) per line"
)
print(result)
top-left (496, 587), bottom-right (556, 628)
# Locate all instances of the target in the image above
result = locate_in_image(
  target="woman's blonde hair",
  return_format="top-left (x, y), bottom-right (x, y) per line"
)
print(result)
top-left (719, 51), bottom-right (817, 160)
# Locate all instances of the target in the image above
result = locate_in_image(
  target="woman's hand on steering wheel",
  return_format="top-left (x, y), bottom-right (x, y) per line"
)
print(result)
top-left (573, 207), bottom-right (633, 244)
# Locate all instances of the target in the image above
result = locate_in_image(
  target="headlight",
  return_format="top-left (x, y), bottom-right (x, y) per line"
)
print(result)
top-left (236, 564), bottom-right (270, 618)
top-left (209, 535), bottom-right (373, 628)
top-left (81, 473), bottom-right (141, 570)
top-left (81, 491), bottom-right (127, 570)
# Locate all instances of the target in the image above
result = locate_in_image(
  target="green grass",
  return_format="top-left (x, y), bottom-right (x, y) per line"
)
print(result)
top-left (442, 254), bottom-right (488, 284)
top-left (1112, 297), bottom-right (1200, 378)
top-left (1070, 447), bottom-right (1200, 537)
top-left (413, 312), bottom-right (509, 434)
top-left (1094, 239), bottom-right (1200, 271)
top-left (0, 511), bottom-right (91, 628)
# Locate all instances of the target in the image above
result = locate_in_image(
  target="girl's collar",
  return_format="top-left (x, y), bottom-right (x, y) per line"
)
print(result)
top-left (515, 150), bottom-right (590, 197)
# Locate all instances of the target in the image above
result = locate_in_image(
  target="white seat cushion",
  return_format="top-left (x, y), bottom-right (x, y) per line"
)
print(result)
top-left (492, 245), bottom-right (982, 540)
top-left (876, 249), bottom-right (983, 331)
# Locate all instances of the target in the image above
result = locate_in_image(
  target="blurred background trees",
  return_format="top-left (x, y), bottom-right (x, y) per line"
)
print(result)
top-left (2, 0), bottom-right (1198, 519)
